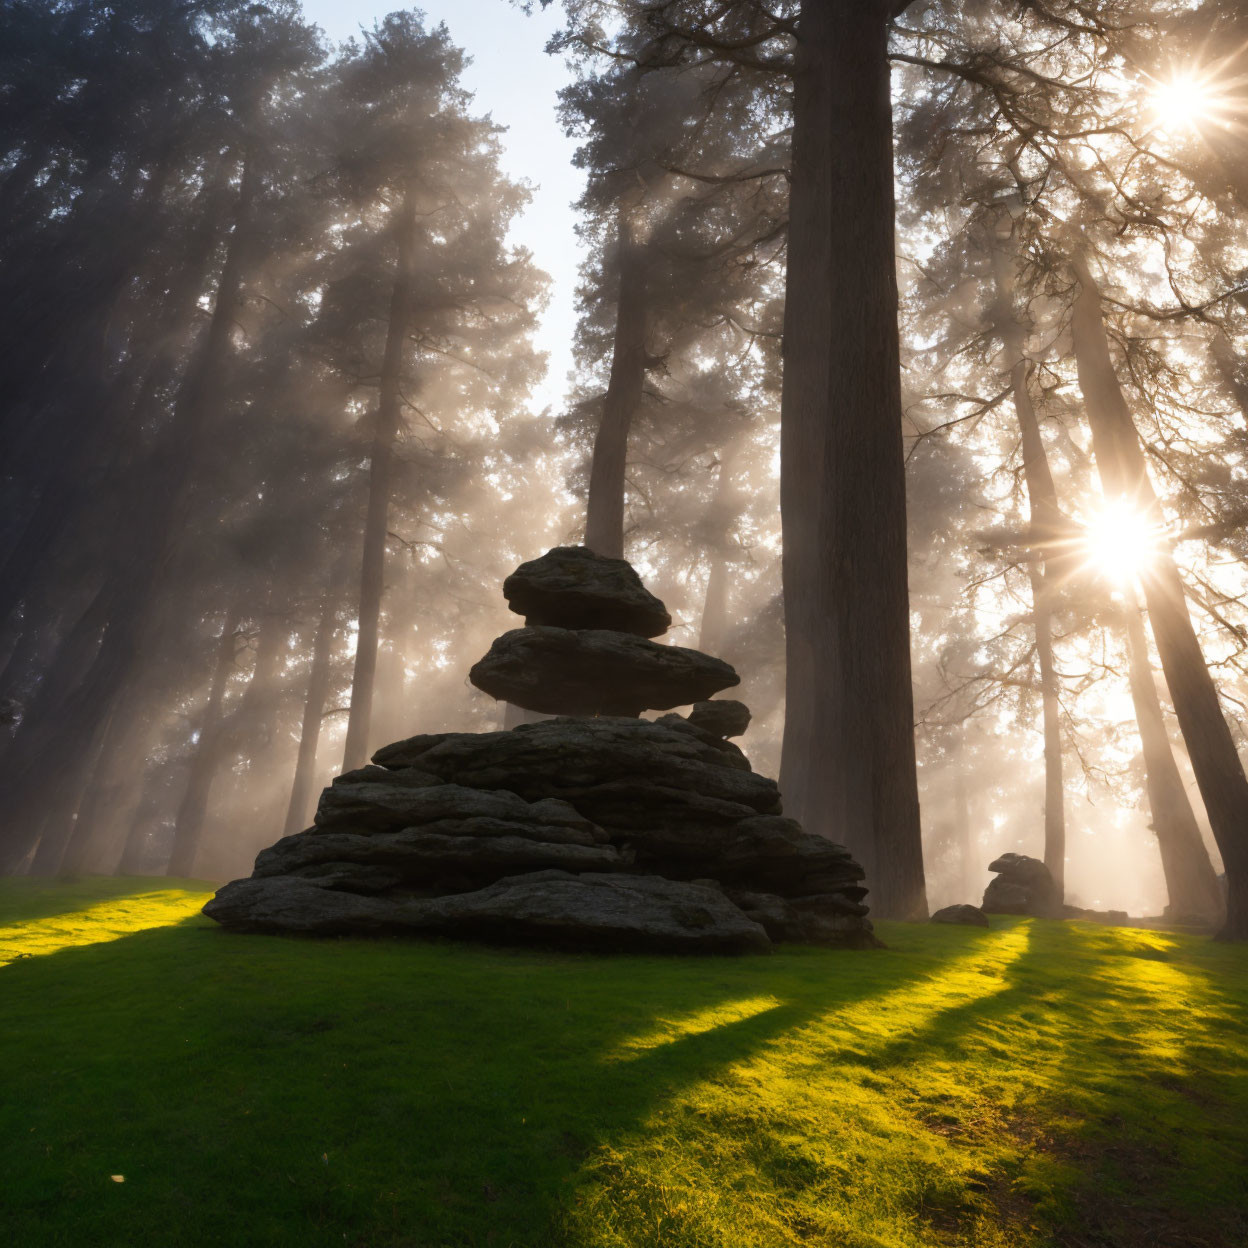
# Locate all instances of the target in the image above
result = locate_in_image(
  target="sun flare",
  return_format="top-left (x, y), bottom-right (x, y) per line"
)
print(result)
top-left (1150, 70), bottom-right (1228, 131)
top-left (1080, 499), bottom-right (1165, 586)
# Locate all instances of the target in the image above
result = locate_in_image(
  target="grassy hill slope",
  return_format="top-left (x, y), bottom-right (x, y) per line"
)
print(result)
top-left (1, 877), bottom-right (1245, 1248)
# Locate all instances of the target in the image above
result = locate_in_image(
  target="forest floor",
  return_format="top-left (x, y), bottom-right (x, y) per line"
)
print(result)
top-left (1, 878), bottom-right (1246, 1248)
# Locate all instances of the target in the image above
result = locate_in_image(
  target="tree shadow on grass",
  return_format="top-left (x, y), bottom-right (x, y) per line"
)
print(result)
top-left (0, 914), bottom-right (941, 1248)
top-left (859, 920), bottom-right (1248, 1248)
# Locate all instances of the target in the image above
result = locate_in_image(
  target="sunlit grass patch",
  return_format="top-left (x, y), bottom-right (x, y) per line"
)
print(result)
top-left (0, 876), bottom-right (214, 964)
top-left (0, 879), bottom-right (1245, 1248)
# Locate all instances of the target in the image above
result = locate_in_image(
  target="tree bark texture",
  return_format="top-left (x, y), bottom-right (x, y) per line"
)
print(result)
top-left (341, 184), bottom-right (419, 773)
top-left (165, 612), bottom-right (240, 877)
top-left (59, 690), bottom-right (153, 875)
top-left (584, 216), bottom-right (647, 560)
top-left (1070, 251), bottom-right (1247, 939)
top-left (24, 739), bottom-right (102, 875)
top-left (952, 760), bottom-right (973, 901)
top-left (698, 444), bottom-right (741, 654)
top-left (1009, 360), bottom-right (1067, 896)
top-left (777, 0), bottom-right (926, 918)
top-left (1120, 596), bottom-right (1225, 920)
top-left (282, 578), bottom-right (343, 837)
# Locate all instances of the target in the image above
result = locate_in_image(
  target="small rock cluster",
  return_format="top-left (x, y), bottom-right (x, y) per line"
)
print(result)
top-left (982, 852), bottom-right (1061, 918)
top-left (930, 903), bottom-right (990, 928)
top-left (205, 547), bottom-right (878, 954)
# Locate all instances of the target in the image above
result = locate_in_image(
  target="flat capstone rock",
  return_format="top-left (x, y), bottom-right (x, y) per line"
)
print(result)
top-left (469, 626), bottom-right (740, 717)
top-left (503, 546), bottom-right (672, 637)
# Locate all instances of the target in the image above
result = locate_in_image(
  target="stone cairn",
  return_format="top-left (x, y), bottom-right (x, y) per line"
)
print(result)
top-left (205, 547), bottom-right (877, 954)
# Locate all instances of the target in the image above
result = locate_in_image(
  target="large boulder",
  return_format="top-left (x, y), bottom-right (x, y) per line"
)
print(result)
top-left (982, 853), bottom-right (1060, 918)
top-left (469, 626), bottom-right (740, 717)
top-left (503, 546), bottom-right (671, 637)
top-left (374, 717), bottom-right (779, 816)
top-left (204, 869), bottom-right (770, 955)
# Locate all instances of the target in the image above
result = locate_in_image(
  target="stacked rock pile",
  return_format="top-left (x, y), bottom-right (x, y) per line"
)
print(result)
top-left (205, 547), bottom-right (878, 954)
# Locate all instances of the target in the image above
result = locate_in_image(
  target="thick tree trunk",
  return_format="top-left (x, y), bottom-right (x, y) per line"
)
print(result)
top-left (342, 185), bottom-right (418, 773)
top-left (282, 582), bottom-right (342, 837)
top-left (584, 216), bottom-right (647, 560)
top-left (1070, 251), bottom-right (1248, 939)
top-left (777, 0), bottom-right (926, 917)
top-left (1120, 597), bottom-right (1225, 921)
top-left (165, 613), bottom-right (240, 878)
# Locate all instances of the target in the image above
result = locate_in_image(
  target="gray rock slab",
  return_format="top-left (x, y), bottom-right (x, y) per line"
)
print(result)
top-left (255, 825), bottom-right (628, 883)
top-left (503, 546), bottom-right (672, 637)
top-left (727, 890), bottom-right (880, 947)
top-left (315, 778), bottom-right (606, 843)
top-left (701, 816), bottom-right (866, 896)
top-left (203, 870), bottom-right (770, 954)
top-left (469, 626), bottom-right (739, 717)
top-left (373, 717), bottom-right (780, 815)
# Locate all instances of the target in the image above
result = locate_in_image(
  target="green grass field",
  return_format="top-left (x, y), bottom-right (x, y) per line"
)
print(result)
top-left (2, 877), bottom-right (1246, 1248)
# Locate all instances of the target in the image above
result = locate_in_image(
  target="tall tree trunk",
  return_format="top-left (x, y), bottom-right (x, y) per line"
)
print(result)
top-left (992, 248), bottom-right (1067, 893)
top-left (282, 581), bottom-right (343, 837)
top-left (953, 759), bottom-right (974, 902)
top-left (1070, 251), bottom-right (1248, 939)
top-left (116, 785), bottom-right (165, 877)
top-left (165, 612), bottom-right (240, 878)
top-left (25, 737), bottom-right (104, 875)
top-left (342, 184), bottom-right (418, 773)
top-left (699, 554), bottom-right (730, 656)
top-left (1120, 595), bottom-right (1225, 921)
top-left (584, 215), bottom-right (647, 559)
top-left (229, 606), bottom-right (288, 770)
top-left (59, 693), bottom-right (151, 875)
top-left (778, 0), bottom-right (926, 917)
top-left (698, 442), bottom-right (741, 655)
